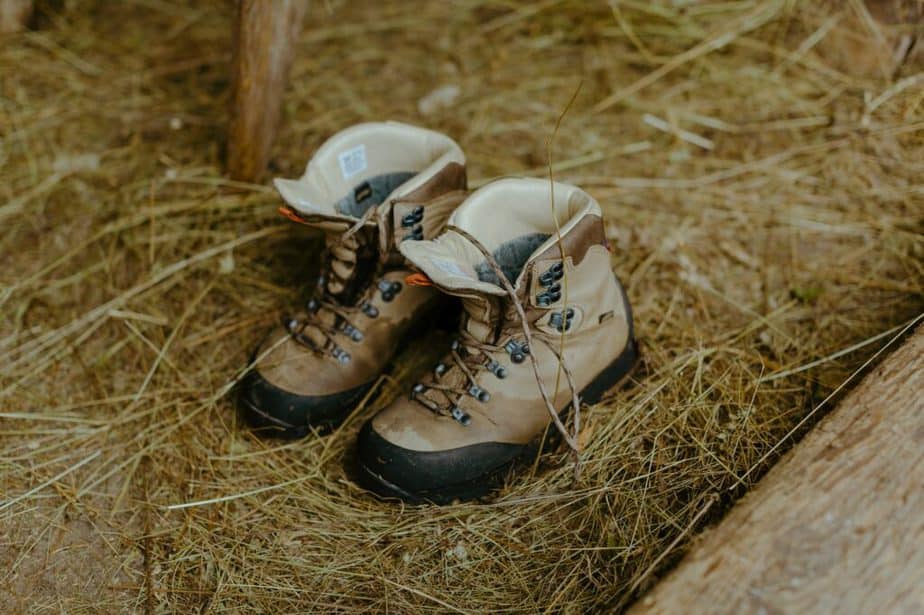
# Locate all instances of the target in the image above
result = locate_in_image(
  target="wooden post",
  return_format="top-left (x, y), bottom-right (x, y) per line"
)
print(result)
top-left (0, 0), bottom-right (32, 33)
top-left (630, 326), bottom-right (924, 614)
top-left (227, 0), bottom-right (308, 183)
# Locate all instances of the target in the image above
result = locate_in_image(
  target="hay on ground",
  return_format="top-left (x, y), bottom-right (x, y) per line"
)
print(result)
top-left (1, 1), bottom-right (922, 612)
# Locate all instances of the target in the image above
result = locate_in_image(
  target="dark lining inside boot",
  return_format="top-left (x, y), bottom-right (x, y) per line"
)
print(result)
top-left (335, 172), bottom-right (416, 218)
top-left (474, 232), bottom-right (550, 286)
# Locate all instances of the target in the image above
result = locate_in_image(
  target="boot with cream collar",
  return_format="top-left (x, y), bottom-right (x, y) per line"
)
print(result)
top-left (239, 122), bottom-right (467, 437)
top-left (357, 178), bottom-right (638, 502)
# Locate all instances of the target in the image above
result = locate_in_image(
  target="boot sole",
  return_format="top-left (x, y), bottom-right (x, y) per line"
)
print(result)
top-left (238, 382), bottom-right (372, 439)
top-left (357, 337), bottom-right (641, 504)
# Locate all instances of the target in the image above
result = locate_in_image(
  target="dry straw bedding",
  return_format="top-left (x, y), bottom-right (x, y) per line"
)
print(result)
top-left (1, 0), bottom-right (922, 612)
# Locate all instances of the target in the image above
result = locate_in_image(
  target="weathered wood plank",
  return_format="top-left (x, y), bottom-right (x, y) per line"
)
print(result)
top-left (631, 326), bottom-right (924, 615)
top-left (227, 0), bottom-right (308, 182)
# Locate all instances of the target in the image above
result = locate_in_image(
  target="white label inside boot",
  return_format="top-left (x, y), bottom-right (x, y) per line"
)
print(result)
top-left (338, 145), bottom-right (367, 179)
top-left (431, 258), bottom-right (471, 279)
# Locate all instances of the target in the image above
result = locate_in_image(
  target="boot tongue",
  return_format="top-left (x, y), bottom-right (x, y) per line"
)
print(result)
top-left (399, 232), bottom-right (507, 344)
top-left (274, 172), bottom-right (420, 303)
top-left (399, 232), bottom-right (508, 297)
top-left (322, 227), bottom-right (377, 302)
top-left (275, 174), bottom-right (405, 232)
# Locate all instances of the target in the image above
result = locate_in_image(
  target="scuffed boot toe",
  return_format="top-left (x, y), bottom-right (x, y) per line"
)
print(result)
top-left (239, 370), bottom-right (373, 438)
top-left (356, 420), bottom-right (523, 504)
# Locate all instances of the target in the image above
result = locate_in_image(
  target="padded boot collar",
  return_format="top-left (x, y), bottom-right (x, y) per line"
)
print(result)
top-left (398, 178), bottom-right (603, 297)
top-left (274, 121), bottom-right (465, 231)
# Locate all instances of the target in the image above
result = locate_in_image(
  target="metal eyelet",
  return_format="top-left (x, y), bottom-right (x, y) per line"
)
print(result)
top-left (411, 383), bottom-right (426, 397)
top-left (504, 340), bottom-right (529, 354)
top-left (361, 302), bottom-right (379, 318)
top-left (450, 406), bottom-right (471, 425)
top-left (468, 385), bottom-right (490, 403)
top-left (536, 287), bottom-right (562, 305)
top-left (550, 262), bottom-right (564, 274)
top-left (400, 206), bottom-right (425, 228)
top-left (538, 266), bottom-right (565, 287)
top-left (504, 340), bottom-right (530, 364)
top-left (331, 347), bottom-right (351, 364)
top-left (378, 279), bottom-right (402, 302)
top-left (341, 323), bottom-right (363, 342)
top-left (486, 359), bottom-right (507, 379)
top-left (402, 226), bottom-right (424, 241)
top-left (434, 362), bottom-right (447, 377)
top-left (306, 298), bottom-right (320, 313)
top-left (550, 308), bottom-right (575, 332)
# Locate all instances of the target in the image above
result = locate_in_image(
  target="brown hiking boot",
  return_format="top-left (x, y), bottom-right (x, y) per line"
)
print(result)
top-left (356, 178), bottom-right (638, 502)
top-left (239, 122), bottom-right (467, 437)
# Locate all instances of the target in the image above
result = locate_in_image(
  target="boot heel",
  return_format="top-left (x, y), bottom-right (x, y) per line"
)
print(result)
top-left (579, 338), bottom-right (640, 406)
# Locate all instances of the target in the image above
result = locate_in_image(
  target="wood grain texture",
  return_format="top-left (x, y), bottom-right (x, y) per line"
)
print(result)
top-left (227, 0), bottom-right (308, 182)
top-left (631, 326), bottom-right (924, 615)
top-left (0, 0), bottom-right (32, 33)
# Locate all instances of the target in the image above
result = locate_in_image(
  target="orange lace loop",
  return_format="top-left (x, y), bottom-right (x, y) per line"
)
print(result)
top-left (278, 206), bottom-right (310, 225)
top-left (405, 272), bottom-right (433, 287)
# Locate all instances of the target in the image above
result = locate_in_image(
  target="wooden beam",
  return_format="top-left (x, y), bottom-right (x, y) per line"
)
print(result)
top-left (227, 0), bottom-right (308, 182)
top-left (630, 325), bottom-right (924, 614)
top-left (0, 0), bottom-right (32, 33)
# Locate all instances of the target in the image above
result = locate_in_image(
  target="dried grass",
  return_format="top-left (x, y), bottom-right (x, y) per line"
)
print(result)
top-left (1, 0), bottom-right (922, 612)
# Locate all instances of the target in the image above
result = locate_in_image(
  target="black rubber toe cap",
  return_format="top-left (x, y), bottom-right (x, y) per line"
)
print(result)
top-left (356, 420), bottom-right (523, 501)
top-left (238, 370), bottom-right (373, 437)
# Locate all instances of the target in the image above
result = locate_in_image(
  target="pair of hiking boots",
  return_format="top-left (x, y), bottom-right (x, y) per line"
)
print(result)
top-left (239, 122), bottom-right (638, 503)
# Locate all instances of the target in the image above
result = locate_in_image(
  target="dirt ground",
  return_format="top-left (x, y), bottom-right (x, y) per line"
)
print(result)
top-left (1, 0), bottom-right (922, 612)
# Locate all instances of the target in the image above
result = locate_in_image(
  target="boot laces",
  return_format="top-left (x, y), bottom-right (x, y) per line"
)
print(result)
top-left (284, 206), bottom-right (393, 364)
top-left (410, 226), bottom-right (584, 476)
top-left (411, 326), bottom-right (517, 423)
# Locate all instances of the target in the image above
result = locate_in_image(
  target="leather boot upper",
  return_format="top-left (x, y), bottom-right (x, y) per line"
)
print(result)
top-left (249, 123), bottom-right (467, 405)
top-left (366, 178), bottom-right (633, 457)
